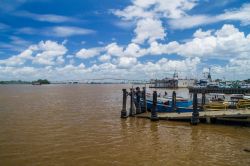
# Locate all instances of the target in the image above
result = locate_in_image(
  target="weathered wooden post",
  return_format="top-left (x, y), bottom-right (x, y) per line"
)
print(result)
top-left (172, 91), bottom-right (177, 112)
top-left (202, 91), bottom-right (206, 107)
top-left (135, 87), bottom-right (142, 114)
top-left (121, 89), bottom-right (128, 118)
top-left (191, 92), bottom-right (199, 125)
top-left (142, 87), bottom-right (147, 112)
top-left (129, 88), bottom-right (136, 116)
top-left (151, 91), bottom-right (159, 121)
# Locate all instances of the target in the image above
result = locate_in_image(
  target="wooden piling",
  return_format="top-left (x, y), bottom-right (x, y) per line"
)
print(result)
top-left (172, 91), bottom-right (177, 112)
top-left (151, 91), bottom-right (159, 121)
top-left (135, 87), bottom-right (142, 114)
top-left (129, 88), bottom-right (136, 116)
top-left (121, 89), bottom-right (128, 118)
top-left (142, 87), bottom-right (147, 113)
top-left (202, 91), bottom-right (206, 107)
top-left (191, 92), bottom-right (199, 125)
top-left (206, 117), bottom-right (211, 124)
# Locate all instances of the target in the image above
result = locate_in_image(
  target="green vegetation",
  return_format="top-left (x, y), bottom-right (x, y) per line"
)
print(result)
top-left (32, 79), bottom-right (50, 85)
top-left (0, 80), bottom-right (31, 84)
top-left (0, 79), bottom-right (50, 85)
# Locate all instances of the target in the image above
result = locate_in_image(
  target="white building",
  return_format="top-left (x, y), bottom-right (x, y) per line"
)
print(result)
top-left (177, 79), bottom-right (196, 88)
top-left (152, 78), bottom-right (195, 88)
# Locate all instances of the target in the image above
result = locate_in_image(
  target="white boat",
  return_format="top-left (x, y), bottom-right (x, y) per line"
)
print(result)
top-left (243, 94), bottom-right (250, 100)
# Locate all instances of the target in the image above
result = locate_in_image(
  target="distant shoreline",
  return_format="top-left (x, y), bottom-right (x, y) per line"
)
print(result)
top-left (0, 79), bottom-right (50, 85)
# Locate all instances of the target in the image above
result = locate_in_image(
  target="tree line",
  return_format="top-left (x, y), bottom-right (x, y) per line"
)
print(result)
top-left (0, 79), bottom-right (50, 84)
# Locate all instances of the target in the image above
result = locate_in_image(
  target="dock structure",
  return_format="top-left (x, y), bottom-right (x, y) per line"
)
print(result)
top-left (189, 87), bottom-right (250, 94)
top-left (136, 109), bottom-right (250, 120)
top-left (136, 109), bottom-right (250, 125)
top-left (120, 87), bottom-right (250, 126)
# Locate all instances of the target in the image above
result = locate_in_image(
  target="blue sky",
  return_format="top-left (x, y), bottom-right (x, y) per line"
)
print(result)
top-left (0, 0), bottom-right (250, 81)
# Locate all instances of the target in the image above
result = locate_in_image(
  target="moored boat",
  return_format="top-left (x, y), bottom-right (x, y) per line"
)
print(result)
top-left (146, 96), bottom-right (193, 113)
top-left (243, 94), bottom-right (250, 100)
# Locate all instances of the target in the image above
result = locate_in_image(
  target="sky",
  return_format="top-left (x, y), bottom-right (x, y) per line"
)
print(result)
top-left (0, 0), bottom-right (250, 81)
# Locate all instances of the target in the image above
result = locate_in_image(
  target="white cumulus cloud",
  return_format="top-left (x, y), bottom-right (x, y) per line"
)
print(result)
top-left (132, 18), bottom-right (166, 44)
top-left (169, 3), bottom-right (250, 29)
top-left (76, 47), bottom-right (103, 59)
top-left (147, 24), bottom-right (250, 60)
top-left (98, 54), bottom-right (111, 62)
top-left (32, 40), bottom-right (67, 65)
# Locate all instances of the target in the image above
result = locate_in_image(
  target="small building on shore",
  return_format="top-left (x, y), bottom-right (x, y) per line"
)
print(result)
top-left (177, 79), bottom-right (196, 88)
top-left (153, 78), bottom-right (178, 88)
top-left (151, 72), bottom-right (196, 88)
top-left (152, 78), bottom-right (195, 88)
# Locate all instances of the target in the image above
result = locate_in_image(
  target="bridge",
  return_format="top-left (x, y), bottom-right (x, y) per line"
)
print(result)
top-left (51, 78), bottom-right (150, 84)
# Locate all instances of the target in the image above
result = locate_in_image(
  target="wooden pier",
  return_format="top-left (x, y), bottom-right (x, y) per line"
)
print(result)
top-left (136, 109), bottom-right (250, 120)
top-left (189, 87), bottom-right (250, 94)
top-left (120, 87), bottom-right (250, 126)
top-left (135, 109), bottom-right (250, 126)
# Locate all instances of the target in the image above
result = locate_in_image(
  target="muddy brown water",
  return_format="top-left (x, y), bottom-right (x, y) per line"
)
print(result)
top-left (0, 84), bottom-right (249, 166)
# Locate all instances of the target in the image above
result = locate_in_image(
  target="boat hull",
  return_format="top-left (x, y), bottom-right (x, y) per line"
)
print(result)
top-left (146, 100), bottom-right (193, 113)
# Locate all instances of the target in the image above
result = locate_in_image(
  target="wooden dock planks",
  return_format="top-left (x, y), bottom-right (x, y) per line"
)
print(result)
top-left (188, 87), bottom-right (250, 94)
top-left (136, 109), bottom-right (250, 120)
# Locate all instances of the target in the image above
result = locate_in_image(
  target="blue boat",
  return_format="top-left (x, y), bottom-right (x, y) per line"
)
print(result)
top-left (146, 97), bottom-right (193, 113)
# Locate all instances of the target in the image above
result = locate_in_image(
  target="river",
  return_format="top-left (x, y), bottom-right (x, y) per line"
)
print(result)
top-left (0, 84), bottom-right (249, 166)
